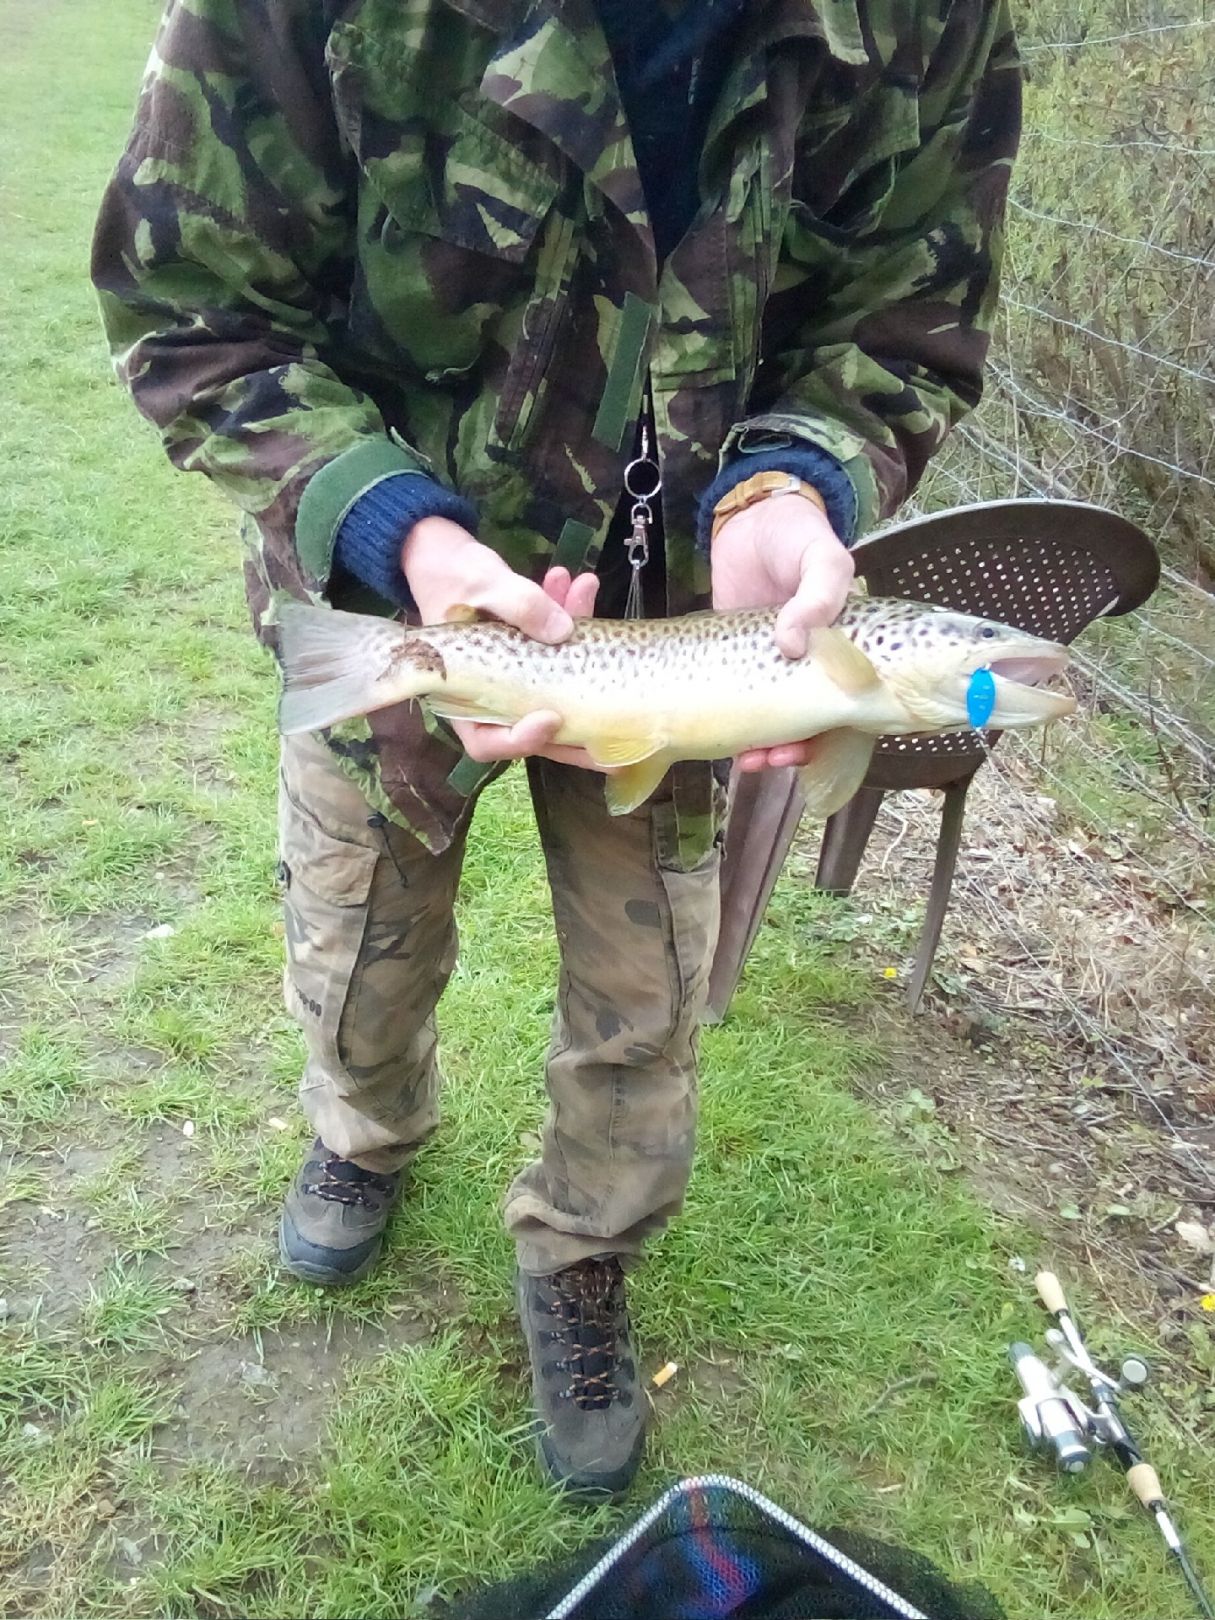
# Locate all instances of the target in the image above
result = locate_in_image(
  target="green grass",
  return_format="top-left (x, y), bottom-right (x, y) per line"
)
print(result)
top-left (1, 1), bottom-right (1213, 1616)
top-left (80, 1263), bottom-right (180, 1354)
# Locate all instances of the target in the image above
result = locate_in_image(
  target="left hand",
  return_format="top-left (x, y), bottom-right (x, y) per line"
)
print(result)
top-left (443, 563), bottom-right (608, 770)
top-left (711, 493), bottom-right (855, 772)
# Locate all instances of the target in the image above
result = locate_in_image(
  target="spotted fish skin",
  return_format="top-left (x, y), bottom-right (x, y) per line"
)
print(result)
top-left (277, 596), bottom-right (1073, 819)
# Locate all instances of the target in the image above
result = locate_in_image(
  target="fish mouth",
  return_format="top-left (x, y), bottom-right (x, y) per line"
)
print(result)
top-left (988, 645), bottom-right (1070, 686)
top-left (978, 640), bottom-right (1076, 724)
top-left (987, 652), bottom-right (1076, 723)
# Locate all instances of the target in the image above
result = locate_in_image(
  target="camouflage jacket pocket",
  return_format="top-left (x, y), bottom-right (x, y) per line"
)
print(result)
top-left (329, 42), bottom-right (574, 448)
top-left (339, 94), bottom-right (561, 263)
top-left (278, 767), bottom-right (378, 909)
top-left (789, 82), bottom-right (921, 243)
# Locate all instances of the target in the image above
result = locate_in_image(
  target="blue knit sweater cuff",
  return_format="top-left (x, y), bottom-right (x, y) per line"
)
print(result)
top-left (697, 445), bottom-right (859, 552)
top-left (334, 473), bottom-right (479, 609)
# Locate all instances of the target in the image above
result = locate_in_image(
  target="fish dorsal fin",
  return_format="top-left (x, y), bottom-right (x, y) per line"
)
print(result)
top-left (808, 627), bottom-right (880, 694)
top-left (797, 727), bottom-right (876, 818)
top-left (604, 755), bottom-right (674, 816)
top-left (584, 731), bottom-right (667, 769)
top-left (443, 602), bottom-right (491, 624)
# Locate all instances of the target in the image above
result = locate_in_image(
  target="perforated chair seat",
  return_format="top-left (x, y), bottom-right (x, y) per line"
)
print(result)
top-left (706, 499), bottom-right (1159, 1021)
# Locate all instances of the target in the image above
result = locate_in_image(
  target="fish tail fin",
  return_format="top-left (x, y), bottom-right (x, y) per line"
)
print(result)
top-left (797, 727), bottom-right (876, 818)
top-left (277, 602), bottom-right (439, 734)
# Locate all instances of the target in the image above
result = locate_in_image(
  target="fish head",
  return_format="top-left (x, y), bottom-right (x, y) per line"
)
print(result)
top-left (850, 601), bottom-right (1076, 731)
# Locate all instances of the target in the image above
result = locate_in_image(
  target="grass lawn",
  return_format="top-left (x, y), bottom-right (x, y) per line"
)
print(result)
top-left (2, 1), bottom-right (1212, 1616)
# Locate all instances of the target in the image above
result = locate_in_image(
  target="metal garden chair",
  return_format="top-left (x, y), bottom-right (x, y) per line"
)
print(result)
top-left (706, 498), bottom-right (1159, 1020)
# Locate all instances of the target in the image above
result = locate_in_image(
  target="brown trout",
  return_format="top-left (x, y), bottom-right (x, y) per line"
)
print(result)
top-left (276, 597), bottom-right (1074, 816)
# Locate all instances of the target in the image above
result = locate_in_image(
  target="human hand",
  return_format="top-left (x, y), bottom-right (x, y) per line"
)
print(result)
top-left (710, 494), bottom-right (855, 773)
top-left (400, 516), bottom-right (605, 768)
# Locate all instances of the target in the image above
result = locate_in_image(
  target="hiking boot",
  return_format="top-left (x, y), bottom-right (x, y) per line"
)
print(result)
top-left (278, 1138), bottom-right (403, 1286)
top-left (517, 1256), bottom-right (646, 1500)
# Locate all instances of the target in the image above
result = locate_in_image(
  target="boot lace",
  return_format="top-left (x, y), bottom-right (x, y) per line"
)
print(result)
top-left (545, 1259), bottom-right (630, 1411)
top-left (305, 1152), bottom-right (396, 1210)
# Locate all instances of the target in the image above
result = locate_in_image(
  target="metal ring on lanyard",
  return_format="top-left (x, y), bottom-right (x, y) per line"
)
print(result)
top-left (622, 424), bottom-right (662, 618)
top-left (623, 435), bottom-right (662, 504)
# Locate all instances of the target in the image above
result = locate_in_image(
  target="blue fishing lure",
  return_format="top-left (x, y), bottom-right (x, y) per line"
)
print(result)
top-left (967, 668), bottom-right (997, 730)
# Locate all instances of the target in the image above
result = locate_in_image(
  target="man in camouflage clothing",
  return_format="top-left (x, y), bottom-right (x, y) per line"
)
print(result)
top-left (94, 0), bottom-right (1019, 1497)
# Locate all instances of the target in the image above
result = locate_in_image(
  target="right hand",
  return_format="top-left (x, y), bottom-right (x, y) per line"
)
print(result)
top-left (400, 515), bottom-right (607, 769)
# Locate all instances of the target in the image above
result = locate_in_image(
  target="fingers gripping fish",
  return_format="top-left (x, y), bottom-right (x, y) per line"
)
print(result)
top-left (275, 598), bottom-right (1075, 818)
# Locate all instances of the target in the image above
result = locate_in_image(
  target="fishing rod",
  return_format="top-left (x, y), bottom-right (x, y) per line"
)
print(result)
top-left (1009, 1269), bottom-right (1213, 1619)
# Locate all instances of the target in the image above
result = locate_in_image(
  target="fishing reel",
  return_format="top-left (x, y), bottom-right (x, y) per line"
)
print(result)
top-left (1009, 1271), bottom-right (1212, 1619)
top-left (1009, 1336), bottom-right (1149, 1474)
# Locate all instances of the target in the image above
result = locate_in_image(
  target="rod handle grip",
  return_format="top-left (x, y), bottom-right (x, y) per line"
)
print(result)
top-left (1128, 1463), bottom-right (1163, 1508)
top-left (1036, 1270), bottom-right (1069, 1316)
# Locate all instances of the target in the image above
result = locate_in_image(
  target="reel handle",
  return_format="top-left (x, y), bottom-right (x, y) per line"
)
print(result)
top-left (1036, 1271), bottom-right (1069, 1316)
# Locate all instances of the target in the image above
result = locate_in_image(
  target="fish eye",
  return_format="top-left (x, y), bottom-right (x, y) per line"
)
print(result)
top-left (980, 626), bottom-right (996, 638)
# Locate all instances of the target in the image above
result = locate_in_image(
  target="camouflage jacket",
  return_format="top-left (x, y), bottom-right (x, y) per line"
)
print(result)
top-left (93, 0), bottom-right (1020, 851)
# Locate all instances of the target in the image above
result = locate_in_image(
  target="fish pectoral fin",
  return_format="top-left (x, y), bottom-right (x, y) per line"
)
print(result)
top-left (808, 627), bottom-right (881, 694)
top-left (426, 695), bottom-right (515, 726)
top-left (797, 728), bottom-right (876, 818)
top-left (603, 755), bottom-right (675, 817)
top-left (584, 732), bottom-right (667, 769)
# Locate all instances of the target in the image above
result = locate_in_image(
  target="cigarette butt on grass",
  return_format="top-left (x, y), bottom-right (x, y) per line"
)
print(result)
top-left (651, 1361), bottom-right (679, 1390)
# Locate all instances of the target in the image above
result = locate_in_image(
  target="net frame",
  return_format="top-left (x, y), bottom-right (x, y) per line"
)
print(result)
top-left (544, 1474), bottom-right (929, 1620)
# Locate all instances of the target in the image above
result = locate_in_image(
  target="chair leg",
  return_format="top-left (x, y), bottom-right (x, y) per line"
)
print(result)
top-left (906, 774), bottom-right (976, 1013)
top-left (815, 788), bottom-right (885, 895)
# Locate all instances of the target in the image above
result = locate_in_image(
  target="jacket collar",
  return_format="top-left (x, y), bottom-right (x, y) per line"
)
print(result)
top-left (437, 0), bottom-right (870, 64)
top-left (348, 0), bottom-right (879, 267)
top-left (466, 0), bottom-right (881, 187)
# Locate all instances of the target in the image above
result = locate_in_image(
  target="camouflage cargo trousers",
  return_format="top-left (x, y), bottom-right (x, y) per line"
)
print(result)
top-left (278, 730), bottom-right (723, 1276)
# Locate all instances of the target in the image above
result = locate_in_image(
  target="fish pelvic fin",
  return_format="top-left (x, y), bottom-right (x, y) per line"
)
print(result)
top-left (277, 602), bottom-right (443, 735)
top-left (808, 627), bottom-right (881, 694)
top-left (603, 755), bottom-right (675, 816)
top-left (797, 728), bottom-right (876, 818)
top-left (585, 731), bottom-right (668, 769)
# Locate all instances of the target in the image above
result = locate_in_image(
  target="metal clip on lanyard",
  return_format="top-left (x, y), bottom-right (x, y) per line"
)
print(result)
top-left (623, 423), bottom-right (662, 621)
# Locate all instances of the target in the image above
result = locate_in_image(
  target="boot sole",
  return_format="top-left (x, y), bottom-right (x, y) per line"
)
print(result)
top-left (534, 1424), bottom-right (645, 1504)
top-left (277, 1215), bottom-right (382, 1288)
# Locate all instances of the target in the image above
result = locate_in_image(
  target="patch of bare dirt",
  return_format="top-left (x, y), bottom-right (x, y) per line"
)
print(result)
top-left (3, 1123), bottom-right (255, 1323)
top-left (154, 1316), bottom-right (411, 1476)
top-left (783, 740), bottom-right (1215, 1364)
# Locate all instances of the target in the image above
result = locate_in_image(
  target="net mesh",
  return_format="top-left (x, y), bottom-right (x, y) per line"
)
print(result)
top-left (442, 1477), bottom-right (1006, 1620)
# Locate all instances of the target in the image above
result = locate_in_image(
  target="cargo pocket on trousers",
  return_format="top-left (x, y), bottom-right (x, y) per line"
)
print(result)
top-left (279, 784), bottom-right (379, 1094)
top-left (651, 800), bottom-right (723, 1033)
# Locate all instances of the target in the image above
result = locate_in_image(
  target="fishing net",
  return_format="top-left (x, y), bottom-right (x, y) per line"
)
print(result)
top-left (443, 1474), bottom-right (1005, 1620)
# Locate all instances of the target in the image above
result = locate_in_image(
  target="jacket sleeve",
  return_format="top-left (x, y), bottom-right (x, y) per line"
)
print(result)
top-left (727, 0), bottom-right (1022, 536)
top-left (91, 0), bottom-right (428, 599)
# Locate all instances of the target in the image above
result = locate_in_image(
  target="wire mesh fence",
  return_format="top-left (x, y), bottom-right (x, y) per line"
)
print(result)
top-left (859, 0), bottom-right (1215, 1188)
top-left (906, 0), bottom-right (1215, 834)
